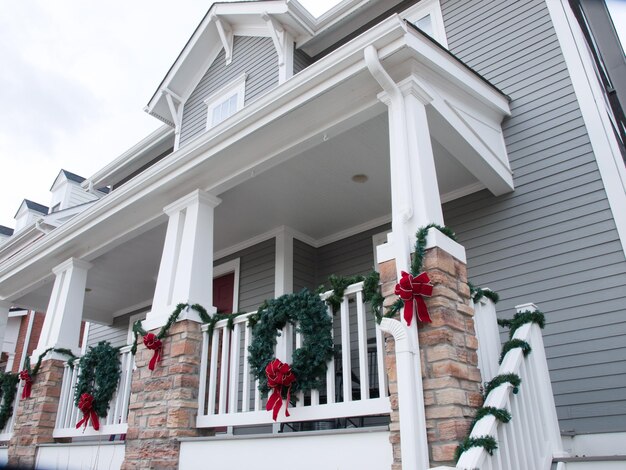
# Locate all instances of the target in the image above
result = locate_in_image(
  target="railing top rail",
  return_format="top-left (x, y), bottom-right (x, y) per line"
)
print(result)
top-left (320, 281), bottom-right (364, 300)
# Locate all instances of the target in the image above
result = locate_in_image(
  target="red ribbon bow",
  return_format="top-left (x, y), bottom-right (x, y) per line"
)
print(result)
top-left (265, 359), bottom-right (296, 421)
top-left (143, 333), bottom-right (162, 371)
top-left (395, 271), bottom-right (433, 326)
top-left (76, 393), bottom-right (100, 431)
top-left (19, 370), bottom-right (32, 399)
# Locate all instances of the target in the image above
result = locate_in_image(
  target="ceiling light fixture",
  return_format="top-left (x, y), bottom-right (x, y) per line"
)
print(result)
top-left (351, 174), bottom-right (368, 183)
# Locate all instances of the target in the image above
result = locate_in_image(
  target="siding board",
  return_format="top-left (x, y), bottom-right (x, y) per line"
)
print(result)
top-left (441, 0), bottom-right (626, 433)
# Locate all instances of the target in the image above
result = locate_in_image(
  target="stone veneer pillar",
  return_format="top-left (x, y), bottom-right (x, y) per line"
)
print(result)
top-left (379, 246), bottom-right (482, 469)
top-left (8, 359), bottom-right (66, 468)
top-left (122, 320), bottom-right (210, 469)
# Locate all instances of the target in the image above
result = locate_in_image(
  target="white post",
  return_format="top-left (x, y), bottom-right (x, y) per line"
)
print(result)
top-left (0, 300), bottom-right (10, 359)
top-left (32, 258), bottom-right (92, 359)
top-left (474, 296), bottom-right (501, 382)
top-left (146, 190), bottom-right (222, 329)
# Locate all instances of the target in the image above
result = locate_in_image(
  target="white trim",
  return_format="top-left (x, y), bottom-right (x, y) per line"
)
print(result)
top-left (127, 312), bottom-right (147, 344)
top-left (440, 181), bottom-right (485, 203)
top-left (80, 322), bottom-right (90, 355)
top-left (547, 0), bottom-right (626, 258)
top-left (372, 230), bottom-right (391, 269)
top-left (274, 227), bottom-right (293, 296)
top-left (204, 73), bottom-right (247, 130)
top-left (112, 299), bottom-right (152, 318)
top-left (213, 258), bottom-right (240, 312)
top-left (314, 214), bottom-right (391, 247)
top-left (400, 0), bottom-right (448, 48)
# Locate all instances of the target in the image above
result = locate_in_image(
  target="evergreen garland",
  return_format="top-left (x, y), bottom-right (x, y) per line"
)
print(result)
top-left (411, 223), bottom-right (457, 275)
top-left (130, 303), bottom-right (212, 355)
top-left (468, 282), bottom-right (500, 304)
top-left (471, 406), bottom-right (512, 428)
top-left (74, 341), bottom-right (121, 418)
top-left (24, 347), bottom-right (77, 376)
top-left (248, 289), bottom-right (334, 397)
top-left (455, 435), bottom-right (498, 462)
top-left (0, 372), bottom-right (19, 430)
top-left (498, 339), bottom-right (532, 365)
top-left (483, 372), bottom-right (522, 397)
top-left (498, 309), bottom-right (545, 339)
top-left (321, 271), bottom-right (386, 323)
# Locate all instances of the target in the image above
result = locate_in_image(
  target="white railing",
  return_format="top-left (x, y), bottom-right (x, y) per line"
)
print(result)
top-left (53, 345), bottom-right (134, 438)
top-left (0, 382), bottom-right (21, 441)
top-left (197, 282), bottom-right (390, 428)
top-left (473, 294), bottom-right (501, 383)
top-left (456, 303), bottom-right (564, 470)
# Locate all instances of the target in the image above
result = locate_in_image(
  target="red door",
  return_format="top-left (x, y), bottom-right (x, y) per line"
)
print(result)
top-left (213, 273), bottom-right (235, 314)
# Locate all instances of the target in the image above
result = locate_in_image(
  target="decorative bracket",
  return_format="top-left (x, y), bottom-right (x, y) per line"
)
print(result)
top-left (262, 12), bottom-right (286, 66)
top-left (162, 87), bottom-right (183, 135)
top-left (210, 14), bottom-right (234, 65)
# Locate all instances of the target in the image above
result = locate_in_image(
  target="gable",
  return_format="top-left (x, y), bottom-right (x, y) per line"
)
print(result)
top-left (179, 36), bottom-right (278, 148)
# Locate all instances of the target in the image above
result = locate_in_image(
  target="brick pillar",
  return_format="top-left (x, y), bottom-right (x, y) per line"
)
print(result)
top-left (379, 246), bottom-right (482, 469)
top-left (122, 320), bottom-right (210, 469)
top-left (8, 359), bottom-right (65, 468)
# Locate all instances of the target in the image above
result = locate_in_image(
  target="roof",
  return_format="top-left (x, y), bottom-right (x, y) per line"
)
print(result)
top-left (0, 225), bottom-right (13, 237)
top-left (61, 169), bottom-right (86, 184)
top-left (23, 200), bottom-right (49, 214)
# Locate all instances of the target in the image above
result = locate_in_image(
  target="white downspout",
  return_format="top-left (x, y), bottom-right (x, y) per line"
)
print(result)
top-left (380, 318), bottom-right (430, 470)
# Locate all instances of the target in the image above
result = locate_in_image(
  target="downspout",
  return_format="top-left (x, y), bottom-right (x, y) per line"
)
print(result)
top-left (379, 318), bottom-right (430, 470)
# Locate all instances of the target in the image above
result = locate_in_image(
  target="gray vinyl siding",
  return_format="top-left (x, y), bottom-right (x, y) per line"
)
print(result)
top-left (441, 0), bottom-right (626, 434)
top-left (86, 312), bottom-right (134, 349)
top-left (315, 224), bottom-right (390, 287)
top-left (179, 36), bottom-right (279, 147)
top-left (215, 238), bottom-right (276, 313)
top-left (293, 47), bottom-right (314, 75)
top-left (293, 239), bottom-right (317, 292)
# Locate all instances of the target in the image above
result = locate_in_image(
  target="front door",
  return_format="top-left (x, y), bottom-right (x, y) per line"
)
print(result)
top-left (213, 273), bottom-right (235, 314)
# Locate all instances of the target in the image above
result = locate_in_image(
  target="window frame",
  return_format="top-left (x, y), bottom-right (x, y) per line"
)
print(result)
top-left (204, 73), bottom-right (247, 130)
top-left (402, 0), bottom-right (448, 48)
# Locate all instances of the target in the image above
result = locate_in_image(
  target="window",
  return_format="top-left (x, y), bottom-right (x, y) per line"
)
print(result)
top-left (402, 0), bottom-right (448, 48)
top-left (204, 73), bottom-right (247, 129)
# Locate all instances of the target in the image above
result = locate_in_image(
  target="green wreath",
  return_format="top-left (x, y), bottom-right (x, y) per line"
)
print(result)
top-left (0, 372), bottom-right (19, 430)
top-left (248, 289), bottom-right (334, 396)
top-left (74, 341), bottom-right (121, 419)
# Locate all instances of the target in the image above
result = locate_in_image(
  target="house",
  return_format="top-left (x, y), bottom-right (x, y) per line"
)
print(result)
top-left (0, 0), bottom-right (625, 468)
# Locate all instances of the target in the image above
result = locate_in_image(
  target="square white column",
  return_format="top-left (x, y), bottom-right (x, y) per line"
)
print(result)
top-left (380, 76), bottom-right (444, 274)
top-left (0, 300), bottom-right (11, 360)
top-left (32, 258), bottom-right (92, 360)
top-left (146, 190), bottom-right (221, 330)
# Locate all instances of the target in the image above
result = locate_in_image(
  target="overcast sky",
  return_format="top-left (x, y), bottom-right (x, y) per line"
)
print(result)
top-left (0, 0), bottom-right (624, 229)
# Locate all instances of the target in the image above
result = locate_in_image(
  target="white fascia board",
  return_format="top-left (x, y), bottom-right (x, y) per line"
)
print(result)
top-left (84, 125), bottom-right (174, 189)
top-left (403, 28), bottom-right (510, 116)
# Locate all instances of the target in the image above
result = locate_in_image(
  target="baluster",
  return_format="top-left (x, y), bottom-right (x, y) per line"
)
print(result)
top-left (355, 290), bottom-right (369, 400)
top-left (510, 390), bottom-right (529, 469)
top-left (198, 329), bottom-right (209, 417)
top-left (207, 329), bottom-right (220, 416)
top-left (242, 323), bottom-right (251, 412)
top-left (375, 324), bottom-right (387, 397)
top-left (295, 329), bottom-right (304, 407)
top-left (340, 295), bottom-right (351, 402)
top-left (56, 364), bottom-right (71, 429)
top-left (120, 351), bottom-right (133, 424)
top-left (325, 304), bottom-right (336, 404)
top-left (219, 328), bottom-right (231, 414)
top-left (228, 323), bottom-right (241, 414)
top-left (520, 361), bottom-right (542, 466)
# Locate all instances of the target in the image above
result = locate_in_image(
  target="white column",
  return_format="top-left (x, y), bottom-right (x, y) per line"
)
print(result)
top-left (379, 76), bottom-right (444, 275)
top-left (32, 258), bottom-right (92, 360)
top-left (146, 190), bottom-right (221, 329)
top-left (0, 300), bottom-right (10, 359)
top-left (274, 227), bottom-right (294, 362)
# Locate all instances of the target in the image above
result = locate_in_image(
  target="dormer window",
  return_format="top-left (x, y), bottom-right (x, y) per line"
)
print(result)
top-left (402, 0), bottom-right (448, 48)
top-left (204, 73), bottom-right (247, 129)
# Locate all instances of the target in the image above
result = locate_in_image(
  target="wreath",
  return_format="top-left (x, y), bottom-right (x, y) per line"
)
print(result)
top-left (74, 341), bottom-right (121, 431)
top-left (248, 289), bottom-right (334, 420)
top-left (0, 372), bottom-right (19, 430)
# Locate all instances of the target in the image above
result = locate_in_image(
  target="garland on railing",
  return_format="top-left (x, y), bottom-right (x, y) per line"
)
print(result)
top-left (455, 308), bottom-right (548, 462)
top-left (131, 303), bottom-right (212, 370)
top-left (321, 271), bottom-right (385, 323)
top-left (247, 289), bottom-right (334, 420)
top-left (468, 282), bottom-right (500, 304)
top-left (498, 339), bottom-right (531, 365)
top-left (74, 341), bottom-right (121, 431)
top-left (0, 372), bottom-right (19, 430)
top-left (19, 347), bottom-right (77, 399)
top-left (454, 435), bottom-right (498, 461)
top-left (498, 309), bottom-right (546, 338)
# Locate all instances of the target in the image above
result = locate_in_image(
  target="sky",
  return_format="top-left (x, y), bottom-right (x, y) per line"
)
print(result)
top-left (0, 0), bottom-right (625, 229)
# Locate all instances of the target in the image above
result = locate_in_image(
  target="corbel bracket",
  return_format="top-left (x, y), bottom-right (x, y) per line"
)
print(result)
top-left (262, 12), bottom-right (286, 66)
top-left (210, 13), bottom-right (234, 65)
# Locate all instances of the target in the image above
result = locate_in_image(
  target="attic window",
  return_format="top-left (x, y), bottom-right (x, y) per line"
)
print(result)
top-left (204, 73), bottom-right (247, 129)
top-left (402, 0), bottom-right (448, 48)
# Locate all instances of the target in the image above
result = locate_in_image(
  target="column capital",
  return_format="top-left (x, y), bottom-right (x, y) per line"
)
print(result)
top-left (52, 258), bottom-right (92, 276)
top-left (163, 189), bottom-right (222, 216)
top-left (377, 75), bottom-right (434, 106)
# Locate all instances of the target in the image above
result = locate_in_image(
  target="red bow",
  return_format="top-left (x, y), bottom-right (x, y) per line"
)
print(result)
top-left (76, 393), bottom-right (100, 431)
top-left (265, 359), bottom-right (296, 421)
top-left (19, 370), bottom-right (32, 399)
top-left (143, 333), bottom-right (162, 371)
top-left (395, 271), bottom-right (433, 326)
